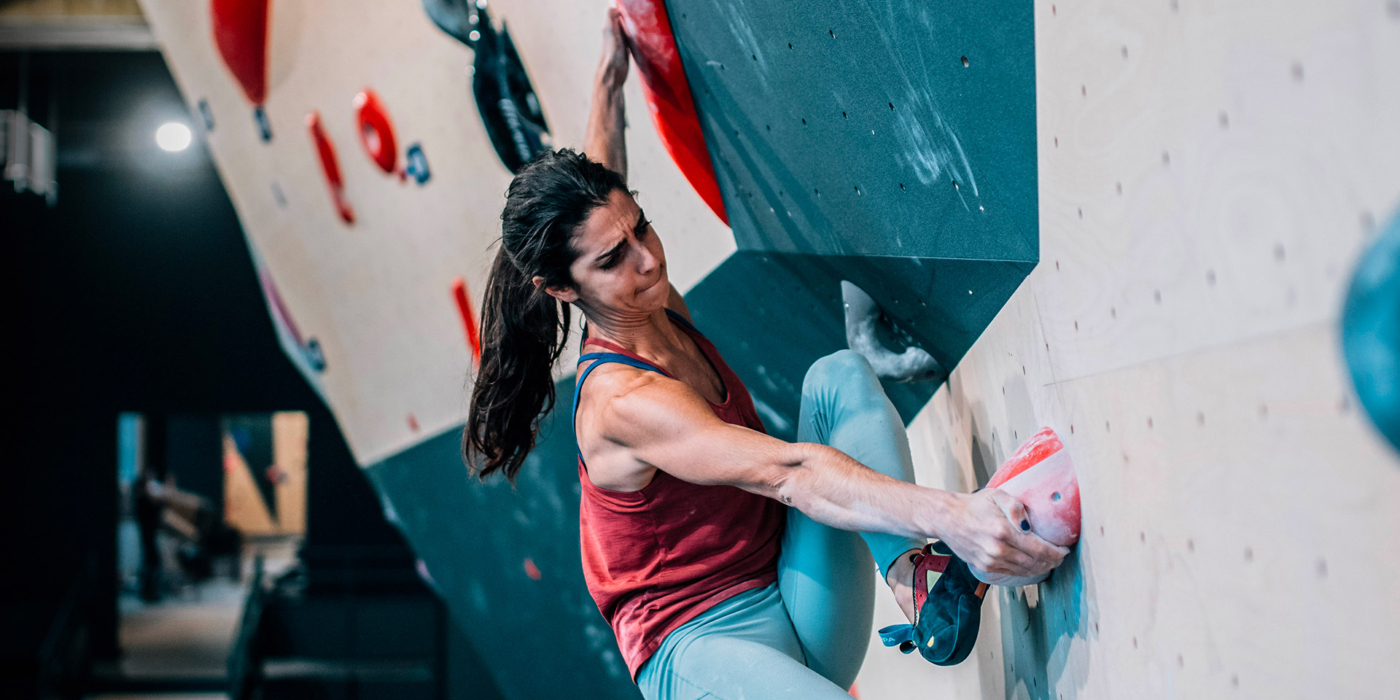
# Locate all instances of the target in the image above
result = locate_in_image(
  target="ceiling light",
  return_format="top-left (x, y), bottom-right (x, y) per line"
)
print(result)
top-left (156, 122), bottom-right (192, 152)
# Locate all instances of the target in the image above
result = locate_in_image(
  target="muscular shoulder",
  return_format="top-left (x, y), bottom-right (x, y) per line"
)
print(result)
top-left (576, 361), bottom-right (713, 449)
top-left (578, 361), bottom-right (667, 415)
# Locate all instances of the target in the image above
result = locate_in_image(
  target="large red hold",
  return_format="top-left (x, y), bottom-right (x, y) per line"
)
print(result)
top-left (211, 0), bottom-right (270, 105)
top-left (615, 0), bottom-right (727, 224)
top-left (973, 427), bottom-right (1082, 586)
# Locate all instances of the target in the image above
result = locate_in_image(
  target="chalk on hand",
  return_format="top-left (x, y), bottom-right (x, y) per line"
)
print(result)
top-left (975, 427), bottom-right (1082, 587)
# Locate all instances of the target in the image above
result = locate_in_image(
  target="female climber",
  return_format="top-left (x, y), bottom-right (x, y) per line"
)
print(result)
top-left (464, 9), bottom-right (1068, 699)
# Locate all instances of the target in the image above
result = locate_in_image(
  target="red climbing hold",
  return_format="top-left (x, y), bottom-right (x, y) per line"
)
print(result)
top-left (306, 111), bottom-right (355, 224)
top-left (523, 557), bottom-right (542, 581)
top-left (354, 89), bottom-right (399, 174)
top-left (615, 0), bottom-right (728, 224)
top-left (451, 276), bottom-right (482, 361)
top-left (210, 0), bottom-right (270, 105)
top-left (975, 427), bottom-right (1082, 586)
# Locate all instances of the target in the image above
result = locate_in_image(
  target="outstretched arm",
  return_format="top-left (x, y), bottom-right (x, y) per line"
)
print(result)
top-left (588, 370), bottom-right (1069, 579)
top-left (585, 8), bottom-right (630, 180)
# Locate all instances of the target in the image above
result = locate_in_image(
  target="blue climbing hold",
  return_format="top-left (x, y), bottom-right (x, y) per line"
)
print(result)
top-left (254, 105), bottom-right (273, 142)
top-left (405, 142), bottom-right (431, 185)
top-left (198, 98), bottom-right (216, 132)
top-left (1341, 210), bottom-right (1400, 454)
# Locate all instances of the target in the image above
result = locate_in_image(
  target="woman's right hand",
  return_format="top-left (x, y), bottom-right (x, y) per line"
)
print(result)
top-left (940, 489), bottom-right (1069, 578)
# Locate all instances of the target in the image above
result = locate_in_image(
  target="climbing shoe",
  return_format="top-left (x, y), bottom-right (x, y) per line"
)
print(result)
top-left (877, 541), bottom-right (989, 666)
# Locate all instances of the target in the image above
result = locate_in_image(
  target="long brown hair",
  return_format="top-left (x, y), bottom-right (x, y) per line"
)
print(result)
top-left (464, 149), bottom-right (628, 481)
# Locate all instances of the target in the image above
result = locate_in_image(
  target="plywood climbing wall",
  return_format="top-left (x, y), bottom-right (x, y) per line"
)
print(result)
top-left (851, 1), bottom-right (1400, 698)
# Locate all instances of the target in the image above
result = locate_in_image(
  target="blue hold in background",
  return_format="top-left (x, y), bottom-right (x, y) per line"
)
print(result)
top-left (1342, 210), bottom-right (1400, 453)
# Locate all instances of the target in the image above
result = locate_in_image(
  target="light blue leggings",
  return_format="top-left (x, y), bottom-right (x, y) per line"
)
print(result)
top-left (636, 350), bottom-right (925, 699)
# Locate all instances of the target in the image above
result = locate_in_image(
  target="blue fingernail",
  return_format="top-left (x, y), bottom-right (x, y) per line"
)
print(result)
top-left (1020, 519), bottom-right (1031, 532)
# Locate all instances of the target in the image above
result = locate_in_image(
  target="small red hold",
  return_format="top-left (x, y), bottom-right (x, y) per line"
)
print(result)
top-left (523, 557), bottom-right (542, 581)
top-left (265, 465), bottom-right (288, 485)
top-left (353, 88), bottom-right (399, 174)
top-left (407, 413), bottom-right (420, 432)
top-left (306, 110), bottom-right (354, 224)
top-left (452, 276), bottom-right (482, 361)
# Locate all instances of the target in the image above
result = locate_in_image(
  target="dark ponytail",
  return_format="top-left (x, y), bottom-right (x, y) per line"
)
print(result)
top-left (465, 149), bottom-right (628, 481)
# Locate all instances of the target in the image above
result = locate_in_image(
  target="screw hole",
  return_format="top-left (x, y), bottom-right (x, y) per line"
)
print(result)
top-left (1052, 492), bottom-right (1062, 502)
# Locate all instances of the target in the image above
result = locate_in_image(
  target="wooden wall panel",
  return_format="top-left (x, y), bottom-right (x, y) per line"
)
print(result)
top-left (858, 2), bottom-right (1400, 698)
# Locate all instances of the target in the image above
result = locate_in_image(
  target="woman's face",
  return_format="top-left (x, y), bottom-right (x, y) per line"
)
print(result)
top-left (547, 189), bottom-right (669, 320)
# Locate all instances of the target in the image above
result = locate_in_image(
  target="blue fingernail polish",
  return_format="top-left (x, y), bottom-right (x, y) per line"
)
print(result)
top-left (1020, 519), bottom-right (1031, 532)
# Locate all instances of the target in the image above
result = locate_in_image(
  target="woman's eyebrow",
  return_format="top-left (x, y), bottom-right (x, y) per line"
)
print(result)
top-left (633, 209), bottom-right (648, 234)
top-left (596, 237), bottom-right (627, 263)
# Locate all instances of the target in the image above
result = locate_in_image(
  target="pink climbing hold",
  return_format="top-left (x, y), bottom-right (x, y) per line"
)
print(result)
top-left (614, 0), bottom-right (728, 224)
top-left (523, 557), bottom-right (542, 581)
top-left (210, 0), bottom-right (270, 105)
top-left (974, 427), bottom-right (1082, 586)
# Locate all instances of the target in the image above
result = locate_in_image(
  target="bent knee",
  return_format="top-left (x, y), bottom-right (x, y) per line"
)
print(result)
top-left (803, 350), bottom-right (878, 397)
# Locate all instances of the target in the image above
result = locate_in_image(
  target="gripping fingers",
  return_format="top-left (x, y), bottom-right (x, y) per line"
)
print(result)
top-left (990, 488), bottom-right (1031, 533)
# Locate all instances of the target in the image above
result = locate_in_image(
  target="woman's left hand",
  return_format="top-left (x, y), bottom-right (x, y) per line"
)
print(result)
top-left (598, 7), bottom-right (630, 90)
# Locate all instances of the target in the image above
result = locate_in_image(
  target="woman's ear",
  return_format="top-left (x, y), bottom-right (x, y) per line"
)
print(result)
top-left (533, 275), bottom-right (580, 303)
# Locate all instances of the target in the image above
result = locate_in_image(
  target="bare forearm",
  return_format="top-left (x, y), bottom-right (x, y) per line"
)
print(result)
top-left (585, 74), bottom-right (627, 180)
top-left (773, 443), bottom-right (958, 540)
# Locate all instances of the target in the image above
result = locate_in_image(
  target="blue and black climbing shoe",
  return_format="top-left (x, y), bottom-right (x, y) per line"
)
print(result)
top-left (877, 541), bottom-right (989, 666)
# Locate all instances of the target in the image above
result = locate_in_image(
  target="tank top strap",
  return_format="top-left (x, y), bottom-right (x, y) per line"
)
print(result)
top-left (663, 308), bottom-right (701, 335)
top-left (572, 352), bottom-right (668, 437)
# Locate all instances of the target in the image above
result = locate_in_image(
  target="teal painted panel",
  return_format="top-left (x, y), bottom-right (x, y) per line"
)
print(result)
top-left (667, 0), bottom-right (1037, 262)
top-left (367, 386), bottom-right (644, 700)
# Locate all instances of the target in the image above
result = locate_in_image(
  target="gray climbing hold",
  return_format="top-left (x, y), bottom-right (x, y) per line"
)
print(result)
top-left (842, 280), bottom-right (945, 382)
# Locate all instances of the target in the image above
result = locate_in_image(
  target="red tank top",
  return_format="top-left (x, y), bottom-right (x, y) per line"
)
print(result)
top-left (572, 310), bottom-right (785, 678)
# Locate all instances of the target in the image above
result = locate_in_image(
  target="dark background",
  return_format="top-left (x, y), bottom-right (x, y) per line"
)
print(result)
top-left (0, 50), bottom-right (408, 659)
